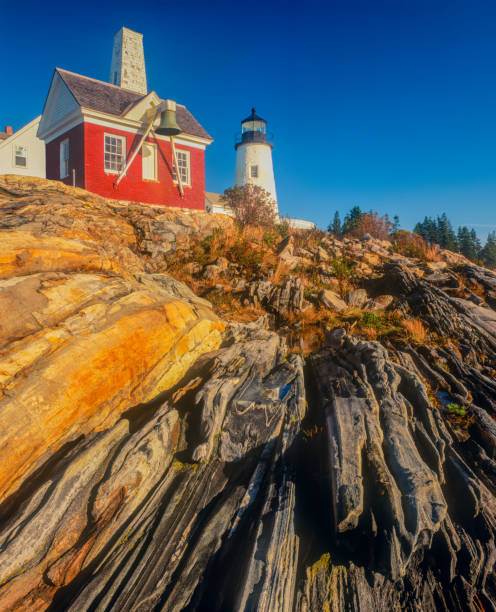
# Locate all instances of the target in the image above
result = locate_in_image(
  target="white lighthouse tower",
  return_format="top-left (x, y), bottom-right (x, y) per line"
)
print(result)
top-left (234, 108), bottom-right (278, 215)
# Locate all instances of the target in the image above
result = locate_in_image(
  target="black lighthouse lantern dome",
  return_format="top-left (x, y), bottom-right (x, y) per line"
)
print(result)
top-left (241, 108), bottom-right (267, 135)
top-left (236, 108), bottom-right (272, 149)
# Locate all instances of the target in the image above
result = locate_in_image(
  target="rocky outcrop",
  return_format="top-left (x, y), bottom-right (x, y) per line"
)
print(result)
top-left (1, 177), bottom-right (496, 611)
top-left (0, 323), bottom-right (306, 612)
top-left (0, 177), bottom-right (225, 505)
top-left (244, 276), bottom-right (305, 318)
top-left (0, 175), bottom-right (233, 275)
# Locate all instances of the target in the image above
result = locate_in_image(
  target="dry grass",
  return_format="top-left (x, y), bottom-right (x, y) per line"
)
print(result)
top-left (400, 317), bottom-right (427, 343)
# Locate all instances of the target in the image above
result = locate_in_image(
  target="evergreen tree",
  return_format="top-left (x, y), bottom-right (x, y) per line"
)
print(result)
top-left (393, 215), bottom-right (400, 232)
top-left (328, 211), bottom-right (342, 237)
top-left (457, 226), bottom-right (478, 261)
top-left (413, 220), bottom-right (425, 237)
top-left (438, 213), bottom-right (458, 251)
top-left (436, 214), bottom-right (448, 247)
top-left (414, 214), bottom-right (457, 250)
top-left (482, 232), bottom-right (496, 267)
top-left (470, 229), bottom-right (482, 259)
top-left (414, 216), bottom-right (438, 243)
top-left (342, 206), bottom-right (362, 234)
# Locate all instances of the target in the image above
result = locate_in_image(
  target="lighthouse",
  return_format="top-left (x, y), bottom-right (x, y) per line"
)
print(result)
top-left (234, 108), bottom-right (278, 215)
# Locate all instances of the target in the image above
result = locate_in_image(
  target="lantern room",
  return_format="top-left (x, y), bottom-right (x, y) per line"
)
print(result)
top-left (236, 108), bottom-right (272, 149)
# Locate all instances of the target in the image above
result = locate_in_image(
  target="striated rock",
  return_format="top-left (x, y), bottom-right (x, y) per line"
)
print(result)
top-left (0, 178), bottom-right (225, 505)
top-left (245, 276), bottom-right (305, 317)
top-left (303, 328), bottom-right (496, 610)
top-left (1, 177), bottom-right (496, 612)
top-left (0, 322), bottom-right (306, 612)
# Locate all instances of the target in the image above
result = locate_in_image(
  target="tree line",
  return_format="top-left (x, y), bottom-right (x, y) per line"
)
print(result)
top-left (329, 207), bottom-right (496, 267)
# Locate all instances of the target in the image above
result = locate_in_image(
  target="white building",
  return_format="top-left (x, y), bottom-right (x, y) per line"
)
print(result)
top-left (0, 116), bottom-right (45, 178)
top-left (205, 192), bottom-right (234, 216)
top-left (234, 108), bottom-right (278, 214)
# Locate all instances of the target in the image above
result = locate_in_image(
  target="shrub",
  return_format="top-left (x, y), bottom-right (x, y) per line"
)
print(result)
top-left (221, 184), bottom-right (276, 228)
top-left (346, 211), bottom-right (393, 240)
top-left (392, 230), bottom-right (441, 261)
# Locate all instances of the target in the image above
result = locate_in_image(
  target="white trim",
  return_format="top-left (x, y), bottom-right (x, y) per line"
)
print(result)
top-left (13, 144), bottom-right (28, 169)
top-left (81, 111), bottom-right (210, 149)
top-left (38, 109), bottom-right (83, 143)
top-left (0, 116), bottom-right (42, 151)
top-left (173, 148), bottom-right (191, 187)
top-left (60, 138), bottom-right (69, 178)
top-left (37, 72), bottom-right (80, 140)
top-left (40, 107), bottom-right (209, 150)
top-left (104, 132), bottom-right (126, 173)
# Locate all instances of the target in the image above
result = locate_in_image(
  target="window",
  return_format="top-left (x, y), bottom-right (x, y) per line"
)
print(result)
top-left (14, 145), bottom-right (27, 168)
top-left (142, 142), bottom-right (157, 180)
top-left (173, 149), bottom-right (191, 186)
top-left (59, 139), bottom-right (69, 178)
top-left (104, 134), bottom-right (126, 173)
top-left (250, 165), bottom-right (258, 178)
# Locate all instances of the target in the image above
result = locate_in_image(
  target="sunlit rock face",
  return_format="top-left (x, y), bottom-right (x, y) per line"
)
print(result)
top-left (0, 176), bottom-right (226, 504)
top-left (0, 176), bottom-right (496, 612)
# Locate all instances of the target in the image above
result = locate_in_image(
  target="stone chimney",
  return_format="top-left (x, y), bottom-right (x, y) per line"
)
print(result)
top-left (110, 27), bottom-right (148, 95)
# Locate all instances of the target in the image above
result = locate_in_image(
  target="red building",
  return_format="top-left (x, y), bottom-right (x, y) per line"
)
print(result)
top-left (37, 67), bottom-right (212, 210)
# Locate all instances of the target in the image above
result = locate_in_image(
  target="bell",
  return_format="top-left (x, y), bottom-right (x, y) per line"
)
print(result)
top-left (155, 99), bottom-right (182, 136)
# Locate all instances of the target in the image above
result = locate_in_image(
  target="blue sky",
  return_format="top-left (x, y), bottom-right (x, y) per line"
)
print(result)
top-left (1, 0), bottom-right (495, 236)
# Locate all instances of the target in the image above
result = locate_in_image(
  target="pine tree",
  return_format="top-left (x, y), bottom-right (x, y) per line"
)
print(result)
top-left (482, 232), bottom-right (496, 267)
top-left (393, 215), bottom-right (400, 232)
top-left (414, 214), bottom-right (458, 250)
top-left (437, 214), bottom-right (448, 248)
top-left (440, 213), bottom-right (458, 251)
top-left (457, 226), bottom-right (478, 261)
top-left (470, 229), bottom-right (482, 260)
top-left (328, 211), bottom-right (342, 237)
top-left (342, 206), bottom-right (362, 234)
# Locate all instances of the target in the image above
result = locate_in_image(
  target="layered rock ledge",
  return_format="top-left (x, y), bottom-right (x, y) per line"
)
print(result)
top-left (0, 177), bottom-right (495, 611)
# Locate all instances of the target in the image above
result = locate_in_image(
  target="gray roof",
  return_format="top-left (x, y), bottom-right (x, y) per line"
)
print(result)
top-left (56, 68), bottom-right (211, 140)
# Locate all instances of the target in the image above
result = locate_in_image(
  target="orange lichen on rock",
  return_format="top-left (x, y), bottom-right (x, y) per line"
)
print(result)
top-left (0, 176), bottom-right (227, 505)
top-left (0, 277), bottom-right (223, 504)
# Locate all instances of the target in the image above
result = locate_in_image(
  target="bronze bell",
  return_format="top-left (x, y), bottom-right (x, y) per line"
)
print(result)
top-left (155, 99), bottom-right (182, 136)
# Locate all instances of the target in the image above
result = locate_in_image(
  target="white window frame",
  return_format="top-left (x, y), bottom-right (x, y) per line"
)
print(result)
top-left (104, 133), bottom-right (126, 174)
top-left (173, 148), bottom-right (191, 187)
top-left (250, 165), bottom-right (259, 178)
top-left (59, 139), bottom-right (69, 178)
top-left (142, 141), bottom-right (158, 181)
top-left (14, 144), bottom-right (27, 168)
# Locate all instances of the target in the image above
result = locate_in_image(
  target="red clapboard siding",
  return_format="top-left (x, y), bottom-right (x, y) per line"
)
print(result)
top-left (83, 122), bottom-right (206, 210)
top-left (45, 123), bottom-right (85, 188)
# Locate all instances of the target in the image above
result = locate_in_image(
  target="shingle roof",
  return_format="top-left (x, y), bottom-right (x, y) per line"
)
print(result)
top-left (0, 133), bottom-right (10, 141)
top-left (56, 68), bottom-right (212, 140)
